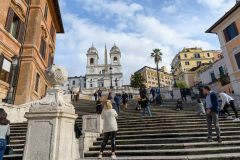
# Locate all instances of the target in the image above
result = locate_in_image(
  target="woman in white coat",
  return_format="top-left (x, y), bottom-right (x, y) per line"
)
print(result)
top-left (98, 100), bottom-right (118, 159)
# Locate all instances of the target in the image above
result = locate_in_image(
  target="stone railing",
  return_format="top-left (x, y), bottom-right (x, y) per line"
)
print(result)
top-left (0, 102), bottom-right (29, 123)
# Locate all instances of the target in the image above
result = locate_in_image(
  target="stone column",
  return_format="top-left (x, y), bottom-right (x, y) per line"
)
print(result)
top-left (23, 65), bottom-right (78, 160)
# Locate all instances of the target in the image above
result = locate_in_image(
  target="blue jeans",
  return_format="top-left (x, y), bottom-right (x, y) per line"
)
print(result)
top-left (114, 104), bottom-right (120, 114)
top-left (0, 139), bottom-right (6, 160)
top-left (141, 106), bottom-right (152, 117)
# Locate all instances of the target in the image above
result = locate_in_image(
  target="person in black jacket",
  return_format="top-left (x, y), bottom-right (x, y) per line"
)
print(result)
top-left (140, 94), bottom-right (152, 117)
top-left (203, 86), bottom-right (222, 143)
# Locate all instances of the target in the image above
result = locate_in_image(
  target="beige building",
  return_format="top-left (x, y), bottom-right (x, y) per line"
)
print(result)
top-left (0, 0), bottom-right (64, 104)
top-left (206, 2), bottom-right (240, 94)
top-left (171, 47), bottom-right (222, 87)
top-left (135, 66), bottom-right (173, 88)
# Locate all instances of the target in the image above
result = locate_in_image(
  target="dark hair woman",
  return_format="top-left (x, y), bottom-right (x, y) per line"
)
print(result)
top-left (0, 109), bottom-right (10, 159)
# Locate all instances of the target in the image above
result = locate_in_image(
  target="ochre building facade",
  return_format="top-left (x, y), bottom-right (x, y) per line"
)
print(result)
top-left (0, 0), bottom-right (64, 105)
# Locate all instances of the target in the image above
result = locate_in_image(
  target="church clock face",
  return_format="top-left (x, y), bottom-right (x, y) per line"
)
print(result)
top-left (90, 68), bottom-right (94, 73)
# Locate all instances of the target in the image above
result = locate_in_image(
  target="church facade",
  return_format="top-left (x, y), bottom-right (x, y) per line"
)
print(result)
top-left (85, 44), bottom-right (123, 89)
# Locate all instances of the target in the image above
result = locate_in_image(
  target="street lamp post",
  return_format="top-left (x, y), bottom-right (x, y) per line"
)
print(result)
top-left (109, 66), bottom-right (113, 89)
top-left (7, 55), bottom-right (18, 104)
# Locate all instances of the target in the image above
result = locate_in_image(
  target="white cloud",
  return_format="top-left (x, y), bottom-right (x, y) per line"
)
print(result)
top-left (55, 0), bottom-right (219, 84)
top-left (197, 0), bottom-right (235, 11)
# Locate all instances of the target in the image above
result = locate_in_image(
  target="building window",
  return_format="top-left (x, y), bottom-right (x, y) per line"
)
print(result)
top-left (44, 85), bottom-right (48, 96)
top-left (72, 80), bottom-right (75, 85)
top-left (35, 73), bottom-right (40, 92)
top-left (207, 53), bottom-right (210, 57)
top-left (44, 4), bottom-right (48, 20)
top-left (223, 22), bottom-right (239, 42)
top-left (235, 52), bottom-right (240, 69)
top-left (178, 55), bottom-right (180, 59)
top-left (50, 23), bottom-right (55, 41)
top-left (210, 72), bottom-right (216, 82)
top-left (194, 53), bottom-right (201, 58)
top-left (197, 61), bottom-right (201, 66)
top-left (5, 8), bottom-right (25, 43)
top-left (184, 54), bottom-right (187, 58)
top-left (0, 55), bottom-right (11, 83)
top-left (185, 62), bottom-right (189, 65)
top-left (48, 54), bottom-right (53, 67)
top-left (113, 57), bottom-right (118, 63)
top-left (90, 58), bottom-right (94, 65)
top-left (40, 37), bottom-right (46, 59)
top-left (219, 66), bottom-right (225, 76)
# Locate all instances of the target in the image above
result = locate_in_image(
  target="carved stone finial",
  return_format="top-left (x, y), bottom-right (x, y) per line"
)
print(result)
top-left (45, 64), bottom-right (68, 88)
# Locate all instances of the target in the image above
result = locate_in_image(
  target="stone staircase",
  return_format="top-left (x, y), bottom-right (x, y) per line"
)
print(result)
top-left (84, 100), bottom-right (240, 160)
top-left (3, 99), bottom-right (240, 160)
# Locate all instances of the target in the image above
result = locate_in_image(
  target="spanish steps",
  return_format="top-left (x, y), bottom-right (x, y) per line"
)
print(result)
top-left (3, 99), bottom-right (240, 160)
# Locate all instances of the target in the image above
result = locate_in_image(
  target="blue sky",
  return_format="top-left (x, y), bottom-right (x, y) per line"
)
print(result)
top-left (55, 0), bottom-right (236, 84)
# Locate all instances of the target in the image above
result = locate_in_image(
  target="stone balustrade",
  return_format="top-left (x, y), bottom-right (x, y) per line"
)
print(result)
top-left (79, 114), bottom-right (103, 158)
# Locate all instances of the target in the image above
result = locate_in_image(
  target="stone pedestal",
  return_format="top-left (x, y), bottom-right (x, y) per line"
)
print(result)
top-left (23, 89), bottom-right (78, 160)
top-left (172, 88), bottom-right (181, 99)
top-left (80, 115), bottom-right (103, 158)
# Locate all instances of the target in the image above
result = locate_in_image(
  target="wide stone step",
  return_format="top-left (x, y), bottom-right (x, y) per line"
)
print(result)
top-left (97, 131), bottom-right (240, 141)
top-left (3, 154), bottom-right (22, 160)
top-left (117, 126), bottom-right (240, 135)
top-left (85, 146), bottom-right (240, 157)
top-left (84, 153), bottom-right (240, 160)
top-left (93, 135), bottom-right (240, 145)
top-left (89, 140), bottom-right (240, 151)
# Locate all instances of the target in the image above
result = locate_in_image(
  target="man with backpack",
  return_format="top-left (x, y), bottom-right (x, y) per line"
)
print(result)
top-left (140, 94), bottom-right (152, 117)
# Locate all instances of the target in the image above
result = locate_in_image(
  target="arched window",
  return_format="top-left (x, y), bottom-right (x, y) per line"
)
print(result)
top-left (90, 79), bottom-right (93, 88)
top-left (113, 57), bottom-right (118, 63)
top-left (90, 58), bottom-right (94, 65)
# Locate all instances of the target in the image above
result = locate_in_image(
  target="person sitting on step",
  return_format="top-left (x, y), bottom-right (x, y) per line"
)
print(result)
top-left (196, 99), bottom-right (206, 115)
top-left (98, 100), bottom-right (118, 159)
top-left (176, 99), bottom-right (183, 111)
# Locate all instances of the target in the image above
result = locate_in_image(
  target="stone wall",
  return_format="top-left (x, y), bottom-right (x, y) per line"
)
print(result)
top-left (0, 102), bottom-right (29, 123)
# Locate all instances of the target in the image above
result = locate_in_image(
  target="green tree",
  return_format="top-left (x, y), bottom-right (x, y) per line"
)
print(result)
top-left (175, 81), bottom-right (189, 89)
top-left (130, 73), bottom-right (145, 88)
top-left (151, 49), bottom-right (163, 89)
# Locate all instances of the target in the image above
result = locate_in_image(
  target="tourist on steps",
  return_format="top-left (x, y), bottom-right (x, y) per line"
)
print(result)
top-left (202, 86), bottom-right (222, 143)
top-left (122, 92), bottom-right (128, 109)
top-left (219, 92), bottom-right (239, 121)
top-left (97, 89), bottom-right (102, 100)
top-left (94, 91), bottom-right (98, 101)
top-left (107, 92), bottom-right (113, 101)
top-left (114, 94), bottom-right (121, 114)
top-left (176, 99), bottom-right (183, 111)
top-left (0, 109), bottom-right (10, 160)
top-left (196, 99), bottom-right (206, 115)
top-left (140, 94), bottom-right (152, 117)
top-left (98, 100), bottom-right (118, 159)
top-left (96, 100), bottom-right (103, 114)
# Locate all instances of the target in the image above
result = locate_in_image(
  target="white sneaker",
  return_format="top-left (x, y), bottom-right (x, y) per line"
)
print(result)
top-left (98, 154), bottom-right (102, 159)
top-left (226, 116), bottom-right (233, 119)
top-left (233, 118), bottom-right (240, 122)
top-left (111, 154), bottom-right (117, 159)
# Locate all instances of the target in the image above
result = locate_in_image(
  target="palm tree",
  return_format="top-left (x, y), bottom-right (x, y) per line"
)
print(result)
top-left (151, 48), bottom-right (163, 90)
